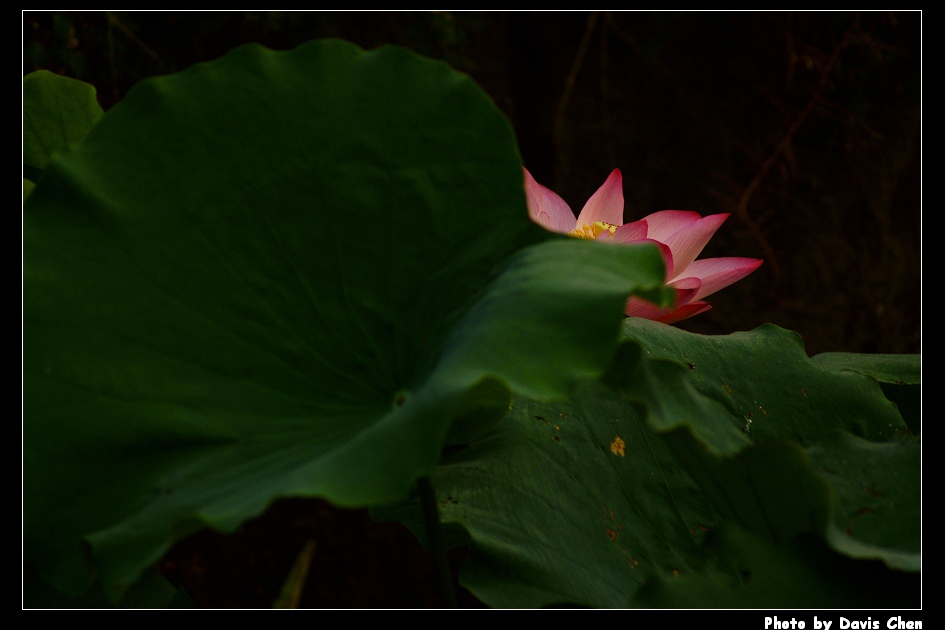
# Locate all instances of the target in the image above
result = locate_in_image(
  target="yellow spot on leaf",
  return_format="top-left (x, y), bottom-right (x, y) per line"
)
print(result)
top-left (610, 435), bottom-right (626, 457)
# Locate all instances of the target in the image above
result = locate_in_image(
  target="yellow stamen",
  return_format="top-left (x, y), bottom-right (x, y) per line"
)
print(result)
top-left (568, 221), bottom-right (618, 240)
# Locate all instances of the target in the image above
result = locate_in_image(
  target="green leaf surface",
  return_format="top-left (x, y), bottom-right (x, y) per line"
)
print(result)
top-left (613, 319), bottom-right (913, 450)
top-left (811, 352), bottom-right (921, 385)
top-left (23, 70), bottom-right (104, 179)
top-left (811, 351), bottom-right (922, 436)
top-left (24, 564), bottom-right (192, 609)
top-left (393, 323), bottom-right (919, 607)
top-left (23, 38), bottom-right (669, 603)
top-left (632, 524), bottom-right (920, 609)
top-left (811, 432), bottom-right (921, 571)
top-left (611, 320), bottom-right (918, 565)
top-left (398, 381), bottom-right (719, 609)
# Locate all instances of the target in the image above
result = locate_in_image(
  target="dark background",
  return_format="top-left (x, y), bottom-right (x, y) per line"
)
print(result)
top-left (23, 11), bottom-right (922, 608)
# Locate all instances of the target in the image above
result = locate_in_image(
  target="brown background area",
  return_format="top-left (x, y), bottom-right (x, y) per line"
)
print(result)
top-left (23, 11), bottom-right (922, 608)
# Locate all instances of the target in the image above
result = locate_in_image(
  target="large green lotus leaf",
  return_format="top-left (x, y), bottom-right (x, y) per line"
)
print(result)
top-left (23, 39), bottom-right (670, 602)
top-left (649, 432), bottom-right (919, 573)
top-left (23, 70), bottom-right (104, 179)
top-left (611, 319), bottom-right (914, 450)
top-left (382, 323), bottom-right (918, 607)
top-left (377, 378), bottom-right (721, 609)
top-left (608, 320), bottom-right (918, 566)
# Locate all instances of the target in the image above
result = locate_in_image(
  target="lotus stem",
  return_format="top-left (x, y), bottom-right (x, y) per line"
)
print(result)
top-left (418, 475), bottom-right (458, 608)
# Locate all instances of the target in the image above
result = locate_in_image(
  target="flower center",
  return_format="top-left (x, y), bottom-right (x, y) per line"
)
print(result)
top-left (568, 221), bottom-right (618, 240)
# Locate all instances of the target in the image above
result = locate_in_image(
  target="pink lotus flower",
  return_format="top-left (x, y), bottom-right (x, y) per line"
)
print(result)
top-left (524, 167), bottom-right (763, 324)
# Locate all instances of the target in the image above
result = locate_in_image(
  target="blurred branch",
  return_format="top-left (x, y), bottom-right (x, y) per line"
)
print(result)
top-left (418, 476), bottom-right (458, 608)
top-left (106, 12), bottom-right (165, 102)
top-left (554, 12), bottom-right (598, 179)
top-left (737, 15), bottom-right (857, 289)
